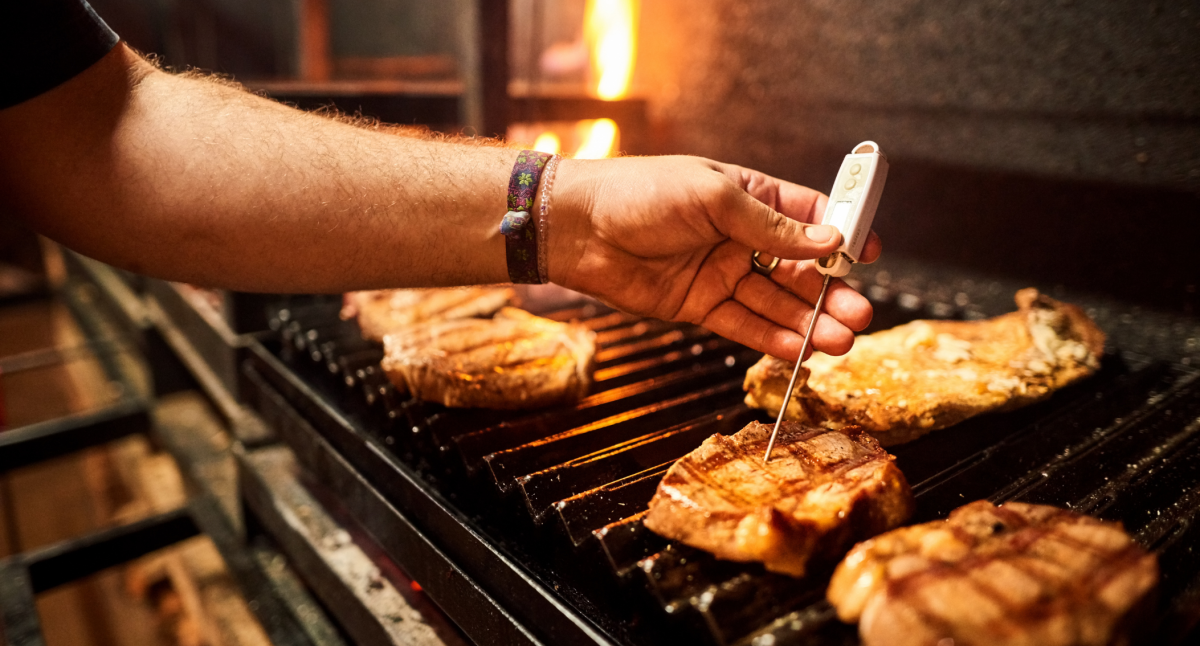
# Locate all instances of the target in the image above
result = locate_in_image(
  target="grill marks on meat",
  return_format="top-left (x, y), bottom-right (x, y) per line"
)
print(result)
top-left (341, 287), bottom-right (513, 342)
top-left (827, 500), bottom-right (1158, 646)
top-left (744, 288), bottom-right (1105, 446)
top-left (381, 308), bottom-right (596, 409)
top-left (643, 422), bottom-right (913, 577)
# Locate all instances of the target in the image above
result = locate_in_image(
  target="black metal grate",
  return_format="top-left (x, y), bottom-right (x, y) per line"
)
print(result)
top-left (252, 284), bottom-right (1200, 646)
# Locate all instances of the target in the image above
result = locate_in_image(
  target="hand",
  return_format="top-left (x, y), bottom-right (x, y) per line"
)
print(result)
top-left (547, 155), bottom-right (882, 361)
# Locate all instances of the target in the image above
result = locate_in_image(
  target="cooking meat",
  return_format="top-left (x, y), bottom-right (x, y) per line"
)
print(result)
top-left (643, 421), bottom-right (913, 577)
top-left (827, 500), bottom-right (1158, 646)
top-left (744, 288), bottom-right (1105, 446)
top-left (380, 307), bottom-right (595, 409)
top-left (341, 286), bottom-right (513, 342)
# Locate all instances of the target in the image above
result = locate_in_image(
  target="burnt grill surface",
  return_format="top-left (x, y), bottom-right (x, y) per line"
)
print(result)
top-left (250, 279), bottom-right (1200, 646)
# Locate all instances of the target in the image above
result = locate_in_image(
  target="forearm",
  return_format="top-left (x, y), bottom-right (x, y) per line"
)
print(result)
top-left (0, 44), bottom-right (518, 292)
top-left (0, 42), bottom-right (881, 360)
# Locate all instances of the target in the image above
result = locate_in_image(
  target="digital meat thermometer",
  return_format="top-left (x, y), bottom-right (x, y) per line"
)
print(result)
top-left (764, 141), bottom-right (889, 462)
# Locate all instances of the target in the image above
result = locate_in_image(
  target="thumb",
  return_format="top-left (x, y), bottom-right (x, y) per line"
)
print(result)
top-left (718, 189), bottom-right (842, 261)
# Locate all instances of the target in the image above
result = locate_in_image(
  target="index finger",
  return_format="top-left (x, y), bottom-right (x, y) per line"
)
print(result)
top-left (717, 164), bottom-right (827, 224)
top-left (717, 162), bottom-right (884, 265)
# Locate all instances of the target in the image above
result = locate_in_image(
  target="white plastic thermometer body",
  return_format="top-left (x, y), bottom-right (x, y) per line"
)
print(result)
top-left (816, 141), bottom-right (890, 278)
top-left (763, 141), bottom-right (889, 462)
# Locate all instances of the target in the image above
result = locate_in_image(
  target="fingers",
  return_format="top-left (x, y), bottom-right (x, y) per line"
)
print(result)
top-left (731, 273), bottom-right (857, 355)
top-left (700, 300), bottom-right (820, 362)
top-left (708, 164), bottom-right (894, 271)
top-left (860, 229), bottom-right (883, 264)
top-left (716, 163), bottom-right (826, 224)
top-left (753, 229), bottom-right (882, 270)
top-left (713, 187), bottom-right (843, 262)
top-left (671, 240), bottom-right (863, 358)
top-left (767, 261), bottom-right (874, 331)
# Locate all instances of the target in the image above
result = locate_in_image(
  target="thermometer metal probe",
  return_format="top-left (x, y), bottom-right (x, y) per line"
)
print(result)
top-left (763, 141), bottom-right (889, 462)
top-left (762, 272), bottom-right (830, 462)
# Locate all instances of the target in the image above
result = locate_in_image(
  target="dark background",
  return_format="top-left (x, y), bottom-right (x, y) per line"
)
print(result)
top-left (87, 0), bottom-right (1200, 313)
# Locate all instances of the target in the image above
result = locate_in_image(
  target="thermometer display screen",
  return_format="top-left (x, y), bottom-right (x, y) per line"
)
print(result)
top-left (826, 200), bottom-right (854, 233)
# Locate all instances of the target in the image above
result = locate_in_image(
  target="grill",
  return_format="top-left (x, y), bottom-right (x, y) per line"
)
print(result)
top-left (240, 264), bottom-right (1200, 646)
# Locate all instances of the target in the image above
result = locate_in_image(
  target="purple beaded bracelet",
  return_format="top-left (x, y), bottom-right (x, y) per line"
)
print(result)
top-left (500, 150), bottom-right (554, 284)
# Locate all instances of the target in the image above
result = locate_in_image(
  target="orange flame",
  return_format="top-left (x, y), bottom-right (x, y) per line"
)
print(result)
top-left (532, 132), bottom-right (561, 155)
top-left (584, 0), bottom-right (638, 100)
top-left (574, 119), bottom-right (618, 159)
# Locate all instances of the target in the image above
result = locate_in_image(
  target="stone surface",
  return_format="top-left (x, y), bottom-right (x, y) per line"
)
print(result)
top-left (637, 0), bottom-right (1200, 190)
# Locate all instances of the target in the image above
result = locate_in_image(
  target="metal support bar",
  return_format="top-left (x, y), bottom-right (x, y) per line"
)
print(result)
top-left (0, 340), bottom-right (132, 375)
top-left (149, 389), bottom-right (340, 645)
top-left (61, 251), bottom-right (196, 398)
top-left (23, 508), bottom-right (198, 594)
top-left (239, 448), bottom-right (392, 646)
top-left (146, 295), bottom-right (275, 447)
top-left (242, 358), bottom-right (580, 646)
top-left (59, 256), bottom-right (156, 393)
top-left (0, 501), bottom-right (331, 646)
top-left (238, 445), bottom-right (463, 646)
top-left (52, 252), bottom-right (335, 645)
top-left (478, 0), bottom-right (510, 137)
top-left (188, 492), bottom-right (343, 646)
top-left (0, 400), bottom-right (149, 474)
top-left (0, 561), bottom-right (43, 646)
top-left (0, 509), bottom-right (197, 646)
top-left (508, 96), bottom-right (651, 154)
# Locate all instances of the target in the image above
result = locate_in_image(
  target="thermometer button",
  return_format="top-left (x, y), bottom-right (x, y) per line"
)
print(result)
top-left (844, 178), bottom-right (857, 190)
top-left (850, 163), bottom-right (862, 175)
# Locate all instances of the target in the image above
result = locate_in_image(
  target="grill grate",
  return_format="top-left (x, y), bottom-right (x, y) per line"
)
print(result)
top-left (254, 284), bottom-right (1200, 646)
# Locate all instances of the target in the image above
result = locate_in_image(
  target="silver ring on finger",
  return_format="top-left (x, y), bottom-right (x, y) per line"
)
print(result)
top-left (751, 250), bottom-right (780, 277)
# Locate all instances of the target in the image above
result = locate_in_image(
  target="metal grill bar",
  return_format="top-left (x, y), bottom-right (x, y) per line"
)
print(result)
top-left (252, 288), bottom-right (1200, 646)
top-left (554, 465), bottom-right (670, 546)
top-left (454, 357), bottom-right (753, 473)
top-left (485, 380), bottom-right (745, 492)
top-left (520, 406), bottom-right (754, 522)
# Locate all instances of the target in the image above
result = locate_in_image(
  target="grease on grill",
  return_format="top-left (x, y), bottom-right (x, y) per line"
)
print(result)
top-left (267, 288), bottom-right (1200, 646)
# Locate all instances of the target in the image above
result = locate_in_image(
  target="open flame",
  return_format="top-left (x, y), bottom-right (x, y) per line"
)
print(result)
top-left (573, 119), bottom-right (618, 159)
top-left (585, 0), bottom-right (638, 101)
top-left (518, 0), bottom-right (635, 159)
top-left (532, 132), bottom-right (562, 155)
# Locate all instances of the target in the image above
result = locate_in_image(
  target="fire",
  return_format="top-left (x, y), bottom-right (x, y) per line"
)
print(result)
top-left (584, 0), bottom-right (638, 100)
top-left (517, 0), bottom-right (635, 161)
top-left (532, 132), bottom-right (561, 155)
top-left (573, 119), bottom-right (618, 159)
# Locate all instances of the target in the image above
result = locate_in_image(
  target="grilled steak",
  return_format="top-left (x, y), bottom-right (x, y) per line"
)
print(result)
top-left (380, 308), bottom-right (595, 409)
top-left (341, 287), bottom-right (513, 342)
top-left (643, 421), bottom-right (913, 577)
top-left (827, 500), bottom-right (1158, 646)
top-left (744, 288), bottom-right (1105, 446)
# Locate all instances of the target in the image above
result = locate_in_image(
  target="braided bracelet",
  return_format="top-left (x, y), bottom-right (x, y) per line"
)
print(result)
top-left (500, 150), bottom-right (556, 284)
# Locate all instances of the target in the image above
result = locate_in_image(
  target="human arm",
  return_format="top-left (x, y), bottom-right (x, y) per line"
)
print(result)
top-left (0, 43), bottom-right (879, 360)
top-left (0, 44), bottom-right (523, 292)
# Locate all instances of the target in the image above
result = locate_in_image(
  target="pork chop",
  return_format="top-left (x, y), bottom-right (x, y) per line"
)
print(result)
top-left (380, 307), bottom-right (595, 409)
top-left (341, 286), bottom-right (513, 342)
top-left (643, 421), bottom-right (913, 577)
top-left (744, 289), bottom-right (1105, 446)
top-left (827, 500), bottom-right (1158, 646)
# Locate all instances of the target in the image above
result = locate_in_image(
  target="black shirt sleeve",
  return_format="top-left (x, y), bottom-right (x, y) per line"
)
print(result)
top-left (0, 0), bottom-right (120, 110)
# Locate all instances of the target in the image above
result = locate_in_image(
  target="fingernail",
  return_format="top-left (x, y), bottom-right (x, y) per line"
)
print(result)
top-left (805, 225), bottom-right (837, 243)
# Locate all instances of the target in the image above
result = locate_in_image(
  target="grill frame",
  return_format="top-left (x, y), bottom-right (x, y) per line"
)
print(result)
top-left (243, 344), bottom-right (619, 646)
top-left (241, 270), bottom-right (1200, 646)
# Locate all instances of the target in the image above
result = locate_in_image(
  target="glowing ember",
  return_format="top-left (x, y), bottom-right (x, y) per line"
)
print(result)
top-left (574, 118), bottom-right (618, 159)
top-left (584, 0), bottom-right (638, 100)
top-left (532, 132), bottom-right (562, 155)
